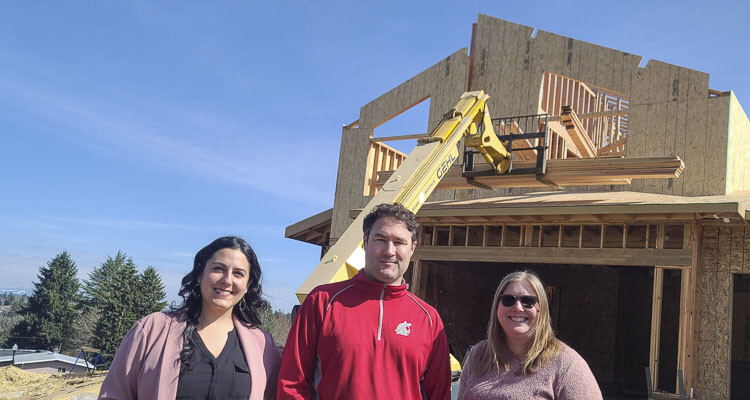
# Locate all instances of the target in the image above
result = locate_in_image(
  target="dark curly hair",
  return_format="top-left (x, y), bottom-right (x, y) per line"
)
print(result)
top-left (172, 236), bottom-right (264, 373)
top-left (363, 203), bottom-right (419, 243)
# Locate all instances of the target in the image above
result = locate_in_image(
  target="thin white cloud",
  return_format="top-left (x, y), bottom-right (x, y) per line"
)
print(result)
top-left (165, 251), bottom-right (194, 258)
top-left (42, 216), bottom-right (192, 231)
top-left (0, 74), bottom-right (336, 207)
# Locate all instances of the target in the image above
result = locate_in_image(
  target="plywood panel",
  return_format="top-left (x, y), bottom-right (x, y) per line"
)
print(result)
top-left (577, 41), bottom-right (597, 86)
top-left (701, 236), bottom-right (718, 274)
top-left (485, 16), bottom-right (508, 114)
top-left (643, 102), bottom-right (668, 194)
top-left (628, 62), bottom-right (650, 193)
top-left (627, 104), bottom-right (648, 192)
top-left (717, 227), bottom-right (732, 274)
top-left (620, 53), bottom-right (641, 97)
top-left (542, 31), bottom-right (567, 77)
top-left (670, 67), bottom-right (690, 195)
top-left (610, 51), bottom-right (624, 94)
top-left (496, 21), bottom-right (521, 117)
top-left (331, 127), bottom-right (372, 239)
top-left (469, 15), bottom-right (492, 92)
top-left (427, 56), bottom-right (447, 133)
top-left (524, 35), bottom-right (546, 118)
top-left (561, 37), bottom-right (578, 80)
top-left (730, 227), bottom-right (744, 273)
top-left (661, 65), bottom-right (680, 193)
top-left (640, 61), bottom-right (670, 194)
top-left (683, 70), bottom-right (709, 195)
top-left (594, 46), bottom-right (615, 91)
top-left (513, 28), bottom-right (535, 117)
top-left (705, 96), bottom-right (729, 195)
top-left (693, 265), bottom-right (732, 400)
top-left (726, 92), bottom-right (750, 193)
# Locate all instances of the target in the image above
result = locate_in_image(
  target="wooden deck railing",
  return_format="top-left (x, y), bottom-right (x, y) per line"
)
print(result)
top-left (363, 140), bottom-right (406, 196)
top-left (540, 71), bottom-right (629, 159)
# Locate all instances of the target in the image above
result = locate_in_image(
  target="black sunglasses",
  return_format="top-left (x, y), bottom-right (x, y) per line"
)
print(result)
top-left (499, 294), bottom-right (538, 309)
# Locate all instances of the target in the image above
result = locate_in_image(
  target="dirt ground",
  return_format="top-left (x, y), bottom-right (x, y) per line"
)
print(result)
top-left (0, 366), bottom-right (104, 399)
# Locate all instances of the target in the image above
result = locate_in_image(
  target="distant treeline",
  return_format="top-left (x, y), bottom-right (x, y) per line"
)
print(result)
top-left (0, 252), bottom-right (295, 363)
top-left (0, 251), bottom-right (167, 361)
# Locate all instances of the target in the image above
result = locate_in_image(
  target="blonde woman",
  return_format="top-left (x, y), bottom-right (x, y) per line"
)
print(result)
top-left (457, 271), bottom-right (602, 400)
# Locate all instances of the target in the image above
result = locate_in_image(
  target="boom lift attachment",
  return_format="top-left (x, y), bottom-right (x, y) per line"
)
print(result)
top-left (295, 90), bottom-right (543, 302)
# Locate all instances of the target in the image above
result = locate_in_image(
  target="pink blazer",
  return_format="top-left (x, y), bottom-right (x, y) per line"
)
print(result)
top-left (99, 311), bottom-right (281, 400)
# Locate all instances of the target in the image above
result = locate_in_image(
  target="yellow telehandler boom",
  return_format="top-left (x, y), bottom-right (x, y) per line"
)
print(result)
top-left (295, 90), bottom-right (518, 302)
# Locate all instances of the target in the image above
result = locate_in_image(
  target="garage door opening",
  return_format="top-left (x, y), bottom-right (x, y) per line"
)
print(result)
top-left (732, 274), bottom-right (750, 399)
top-left (408, 261), bottom-right (682, 398)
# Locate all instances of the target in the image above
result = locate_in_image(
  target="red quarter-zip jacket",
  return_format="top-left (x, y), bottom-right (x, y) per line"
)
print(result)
top-left (277, 270), bottom-right (451, 400)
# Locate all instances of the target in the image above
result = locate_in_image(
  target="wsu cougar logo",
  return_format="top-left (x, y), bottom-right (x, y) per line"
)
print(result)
top-left (395, 321), bottom-right (412, 336)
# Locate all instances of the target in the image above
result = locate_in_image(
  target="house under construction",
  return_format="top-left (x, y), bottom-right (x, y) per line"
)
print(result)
top-left (285, 15), bottom-right (750, 400)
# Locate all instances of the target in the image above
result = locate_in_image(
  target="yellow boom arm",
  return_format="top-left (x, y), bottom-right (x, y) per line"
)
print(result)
top-left (295, 91), bottom-right (510, 302)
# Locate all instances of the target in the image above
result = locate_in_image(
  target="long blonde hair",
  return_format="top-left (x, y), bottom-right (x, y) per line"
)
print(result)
top-left (475, 271), bottom-right (561, 375)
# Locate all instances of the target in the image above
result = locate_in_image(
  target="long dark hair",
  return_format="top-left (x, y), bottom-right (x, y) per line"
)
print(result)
top-left (172, 236), bottom-right (265, 372)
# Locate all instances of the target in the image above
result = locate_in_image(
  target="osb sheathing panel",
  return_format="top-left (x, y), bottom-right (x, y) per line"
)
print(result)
top-left (726, 92), bottom-right (750, 193)
top-left (331, 127), bottom-right (372, 239)
top-left (693, 225), bottom-right (744, 399)
top-left (358, 48), bottom-right (468, 132)
top-left (331, 50), bottom-right (468, 239)
top-left (628, 63), bottom-right (730, 196)
top-left (466, 15), bottom-right (736, 197)
top-left (466, 16), bottom-right (636, 197)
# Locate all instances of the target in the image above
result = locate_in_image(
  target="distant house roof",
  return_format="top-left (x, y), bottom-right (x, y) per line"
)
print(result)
top-left (0, 348), bottom-right (36, 357)
top-left (0, 351), bottom-right (93, 368)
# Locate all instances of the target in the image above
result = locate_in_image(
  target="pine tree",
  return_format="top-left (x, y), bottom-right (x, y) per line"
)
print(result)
top-left (82, 252), bottom-right (128, 307)
top-left (135, 266), bottom-right (167, 317)
top-left (84, 252), bottom-right (140, 358)
top-left (9, 252), bottom-right (81, 350)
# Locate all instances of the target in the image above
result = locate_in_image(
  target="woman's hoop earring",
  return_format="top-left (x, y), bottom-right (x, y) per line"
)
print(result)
top-left (239, 298), bottom-right (247, 311)
top-left (192, 286), bottom-right (201, 298)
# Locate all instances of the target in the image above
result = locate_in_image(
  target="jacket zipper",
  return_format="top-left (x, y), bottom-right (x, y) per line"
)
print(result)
top-left (377, 284), bottom-right (386, 341)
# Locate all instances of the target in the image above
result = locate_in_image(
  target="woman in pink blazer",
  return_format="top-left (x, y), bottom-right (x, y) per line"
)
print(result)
top-left (100, 236), bottom-right (281, 400)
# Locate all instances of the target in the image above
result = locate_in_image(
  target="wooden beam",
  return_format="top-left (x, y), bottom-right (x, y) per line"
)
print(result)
top-left (683, 223), bottom-right (701, 393)
top-left (559, 106), bottom-right (597, 158)
top-left (371, 133), bottom-right (429, 142)
top-left (650, 267), bottom-right (665, 390)
top-left (343, 119), bottom-right (360, 129)
top-left (498, 119), bottom-right (536, 161)
top-left (676, 266), bottom-right (691, 391)
top-left (411, 260), bottom-right (423, 298)
top-left (598, 136), bottom-right (628, 155)
top-left (377, 156), bottom-right (684, 190)
top-left (708, 88), bottom-right (730, 97)
top-left (547, 120), bottom-right (583, 158)
top-left (547, 108), bottom-right (629, 121)
top-left (412, 246), bottom-right (693, 266)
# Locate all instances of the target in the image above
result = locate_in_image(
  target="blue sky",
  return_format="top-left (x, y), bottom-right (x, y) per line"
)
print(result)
top-left (1, 1), bottom-right (748, 312)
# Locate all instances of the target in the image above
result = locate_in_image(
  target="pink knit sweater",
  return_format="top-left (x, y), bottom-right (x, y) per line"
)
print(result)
top-left (457, 340), bottom-right (602, 400)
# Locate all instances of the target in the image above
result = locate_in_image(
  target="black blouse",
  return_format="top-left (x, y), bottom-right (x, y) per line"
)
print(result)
top-left (176, 328), bottom-right (251, 400)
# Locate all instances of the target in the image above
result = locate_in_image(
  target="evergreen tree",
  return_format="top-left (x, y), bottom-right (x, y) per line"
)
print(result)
top-left (83, 252), bottom-right (140, 358)
top-left (135, 266), bottom-right (167, 316)
top-left (82, 252), bottom-right (129, 307)
top-left (9, 252), bottom-right (81, 350)
top-left (83, 252), bottom-right (166, 359)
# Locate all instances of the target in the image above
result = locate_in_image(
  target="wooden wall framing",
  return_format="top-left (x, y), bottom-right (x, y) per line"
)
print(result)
top-left (412, 221), bottom-right (699, 398)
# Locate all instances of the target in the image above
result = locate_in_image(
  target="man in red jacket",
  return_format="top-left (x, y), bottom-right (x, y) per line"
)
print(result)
top-left (278, 203), bottom-right (451, 400)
